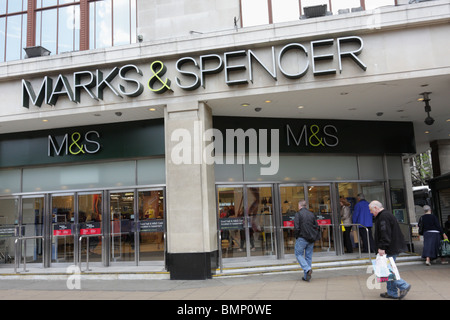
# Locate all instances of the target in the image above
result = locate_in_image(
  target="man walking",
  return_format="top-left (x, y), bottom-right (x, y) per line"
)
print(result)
top-left (294, 200), bottom-right (320, 282)
top-left (369, 200), bottom-right (412, 299)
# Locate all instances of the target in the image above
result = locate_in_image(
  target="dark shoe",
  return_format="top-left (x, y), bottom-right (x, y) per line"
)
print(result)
top-left (380, 292), bottom-right (398, 299)
top-left (399, 285), bottom-right (411, 300)
top-left (306, 269), bottom-right (312, 281)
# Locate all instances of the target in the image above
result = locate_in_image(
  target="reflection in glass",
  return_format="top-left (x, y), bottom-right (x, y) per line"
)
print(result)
top-left (217, 187), bottom-right (245, 258)
top-left (4, 13), bottom-right (26, 61)
top-left (58, 5), bottom-right (80, 53)
top-left (248, 186), bottom-right (275, 257)
top-left (138, 190), bottom-right (165, 262)
top-left (22, 197), bottom-right (44, 264)
top-left (110, 192), bottom-right (135, 262)
top-left (272, 0), bottom-right (299, 23)
top-left (90, 0), bottom-right (136, 49)
top-left (280, 186), bottom-right (305, 255)
top-left (0, 198), bottom-right (18, 264)
top-left (79, 194), bottom-right (102, 263)
top-left (241, 0), bottom-right (269, 27)
top-left (308, 185), bottom-right (334, 251)
top-left (51, 195), bottom-right (75, 263)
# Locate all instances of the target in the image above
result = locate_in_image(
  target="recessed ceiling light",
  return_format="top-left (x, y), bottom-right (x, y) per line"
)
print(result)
top-left (241, 103), bottom-right (250, 107)
top-left (425, 131), bottom-right (430, 134)
top-left (265, 100), bottom-right (272, 103)
top-left (149, 108), bottom-right (156, 111)
top-left (42, 119), bottom-right (48, 122)
top-left (298, 106), bottom-right (304, 109)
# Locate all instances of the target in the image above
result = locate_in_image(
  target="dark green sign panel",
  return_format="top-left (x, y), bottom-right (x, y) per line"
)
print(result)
top-left (0, 119), bottom-right (164, 168)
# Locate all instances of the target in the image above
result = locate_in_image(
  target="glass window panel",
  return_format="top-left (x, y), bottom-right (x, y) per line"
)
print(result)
top-left (243, 155), bottom-right (358, 182)
top-left (23, 161), bottom-right (136, 192)
top-left (330, 0), bottom-right (360, 14)
top-left (241, 0), bottom-right (269, 27)
top-left (58, 4), bottom-right (80, 53)
top-left (5, 14), bottom-right (23, 61)
top-left (7, 0), bottom-right (25, 13)
top-left (386, 156), bottom-right (403, 180)
top-left (130, 0), bottom-right (136, 43)
top-left (113, 0), bottom-right (130, 46)
top-left (358, 156), bottom-right (384, 180)
top-left (0, 17), bottom-right (5, 62)
top-left (0, 0), bottom-right (6, 15)
top-left (41, 8), bottom-right (57, 55)
top-left (272, 0), bottom-right (299, 23)
top-left (364, 0), bottom-right (395, 10)
top-left (95, 0), bottom-right (112, 49)
top-left (137, 158), bottom-right (166, 185)
top-left (41, 0), bottom-right (58, 8)
top-left (0, 169), bottom-right (21, 195)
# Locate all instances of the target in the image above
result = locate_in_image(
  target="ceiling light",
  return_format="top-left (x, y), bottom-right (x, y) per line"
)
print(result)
top-left (241, 103), bottom-right (250, 107)
top-left (149, 108), bottom-right (156, 111)
top-left (425, 131), bottom-right (430, 134)
top-left (298, 106), bottom-right (304, 109)
top-left (265, 100), bottom-right (272, 103)
top-left (42, 119), bottom-right (48, 122)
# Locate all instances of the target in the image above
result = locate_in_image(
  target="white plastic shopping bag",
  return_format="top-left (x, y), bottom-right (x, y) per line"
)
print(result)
top-left (372, 254), bottom-right (400, 282)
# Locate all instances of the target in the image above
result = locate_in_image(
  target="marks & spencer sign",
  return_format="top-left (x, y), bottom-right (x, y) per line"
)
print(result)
top-left (21, 36), bottom-right (366, 108)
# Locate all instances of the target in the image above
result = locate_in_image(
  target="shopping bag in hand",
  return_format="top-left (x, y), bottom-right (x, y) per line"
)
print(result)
top-left (372, 254), bottom-right (398, 282)
top-left (440, 239), bottom-right (450, 257)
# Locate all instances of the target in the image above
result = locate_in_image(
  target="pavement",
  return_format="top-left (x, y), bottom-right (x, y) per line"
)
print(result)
top-left (0, 257), bottom-right (448, 301)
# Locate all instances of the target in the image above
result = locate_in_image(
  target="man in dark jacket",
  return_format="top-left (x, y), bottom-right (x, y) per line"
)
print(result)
top-left (294, 200), bottom-right (319, 282)
top-left (369, 200), bottom-right (411, 299)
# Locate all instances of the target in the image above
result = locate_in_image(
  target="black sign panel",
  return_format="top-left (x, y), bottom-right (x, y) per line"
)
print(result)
top-left (212, 116), bottom-right (416, 154)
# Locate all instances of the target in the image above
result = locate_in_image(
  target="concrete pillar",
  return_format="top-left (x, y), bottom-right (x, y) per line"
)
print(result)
top-left (164, 101), bottom-right (218, 280)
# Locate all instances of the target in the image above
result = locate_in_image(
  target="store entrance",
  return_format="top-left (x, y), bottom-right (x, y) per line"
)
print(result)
top-left (280, 184), bottom-right (336, 255)
top-left (0, 188), bottom-right (166, 269)
top-left (109, 189), bottom-right (166, 265)
top-left (217, 183), bottom-right (339, 265)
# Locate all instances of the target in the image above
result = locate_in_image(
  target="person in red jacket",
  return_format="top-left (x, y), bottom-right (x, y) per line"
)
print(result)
top-left (369, 200), bottom-right (412, 300)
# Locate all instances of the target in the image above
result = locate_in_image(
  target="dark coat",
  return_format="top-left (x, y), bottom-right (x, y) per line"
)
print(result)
top-left (294, 207), bottom-right (320, 243)
top-left (374, 209), bottom-right (407, 255)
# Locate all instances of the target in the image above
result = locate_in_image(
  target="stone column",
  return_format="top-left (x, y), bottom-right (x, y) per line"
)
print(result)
top-left (164, 101), bottom-right (218, 280)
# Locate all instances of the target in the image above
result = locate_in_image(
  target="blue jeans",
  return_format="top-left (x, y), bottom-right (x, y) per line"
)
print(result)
top-left (386, 255), bottom-right (410, 298)
top-left (295, 237), bottom-right (314, 277)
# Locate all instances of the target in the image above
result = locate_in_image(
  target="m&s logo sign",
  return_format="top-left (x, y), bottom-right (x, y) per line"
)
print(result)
top-left (48, 131), bottom-right (101, 157)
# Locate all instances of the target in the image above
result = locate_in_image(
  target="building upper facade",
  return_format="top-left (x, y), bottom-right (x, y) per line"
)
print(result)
top-left (0, 0), bottom-right (449, 153)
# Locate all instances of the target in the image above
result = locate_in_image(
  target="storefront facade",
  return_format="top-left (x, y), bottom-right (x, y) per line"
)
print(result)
top-left (0, 0), bottom-right (449, 279)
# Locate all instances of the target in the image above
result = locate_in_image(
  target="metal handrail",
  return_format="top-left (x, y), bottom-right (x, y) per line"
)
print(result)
top-left (339, 223), bottom-right (372, 260)
top-left (14, 235), bottom-right (45, 273)
top-left (78, 234), bottom-right (103, 272)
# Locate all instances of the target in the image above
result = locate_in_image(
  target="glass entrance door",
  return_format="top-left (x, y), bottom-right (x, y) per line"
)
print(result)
top-left (110, 191), bottom-right (135, 263)
top-left (51, 194), bottom-right (75, 263)
top-left (78, 193), bottom-right (103, 264)
top-left (22, 196), bottom-right (44, 264)
top-left (247, 186), bottom-right (275, 257)
top-left (307, 184), bottom-right (334, 252)
top-left (279, 185), bottom-right (305, 255)
top-left (217, 186), bottom-right (275, 260)
top-left (137, 190), bottom-right (165, 263)
top-left (0, 198), bottom-right (18, 264)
